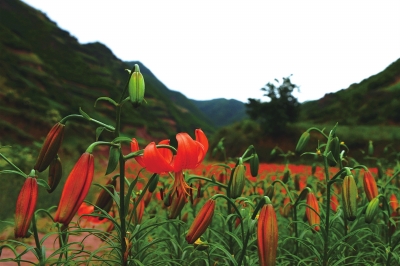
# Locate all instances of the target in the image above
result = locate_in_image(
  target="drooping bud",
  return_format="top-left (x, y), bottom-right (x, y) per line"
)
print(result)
top-left (264, 185), bottom-right (274, 199)
top-left (54, 152), bottom-right (94, 226)
top-left (47, 155), bottom-right (62, 193)
top-left (249, 153), bottom-right (259, 177)
top-left (390, 194), bottom-right (398, 212)
top-left (128, 64), bottom-right (145, 108)
top-left (94, 177), bottom-right (117, 217)
top-left (295, 131), bottom-right (310, 154)
top-left (257, 202), bottom-right (278, 266)
top-left (365, 197), bottom-right (380, 224)
top-left (186, 199), bottom-right (216, 244)
top-left (34, 122), bottom-right (65, 172)
top-left (342, 175), bottom-right (358, 221)
top-left (363, 171), bottom-right (378, 202)
top-left (306, 192), bottom-right (320, 231)
top-left (282, 169), bottom-right (290, 184)
top-left (15, 175), bottom-right (38, 238)
top-left (230, 163), bottom-right (246, 199)
top-left (148, 174), bottom-right (159, 193)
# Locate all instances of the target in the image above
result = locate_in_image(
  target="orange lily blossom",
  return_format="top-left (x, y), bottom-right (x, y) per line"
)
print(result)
top-left (54, 152), bottom-right (94, 226)
top-left (306, 192), bottom-right (320, 231)
top-left (131, 129), bottom-right (208, 195)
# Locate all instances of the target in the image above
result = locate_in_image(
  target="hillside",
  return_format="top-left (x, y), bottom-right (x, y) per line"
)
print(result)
top-left (191, 98), bottom-right (248, 127)
top-left (0, 0), bottom-right (215, 151)
top-left (300, 58), bottom-right (400, 125)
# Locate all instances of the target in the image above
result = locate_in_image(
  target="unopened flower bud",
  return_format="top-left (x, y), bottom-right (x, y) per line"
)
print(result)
top-left (47, 155), bottom-right (62, 193)
top-left (186, 199), bottom-right (216, 244)
top-left (295, 131), bottom-right (310, 154)
top-left (342, 175), bottom-right (358, 221)
top-left (128, 64), bottom-right (145, 108)
top-left (230, 164), bottom-right (246, 199)
top-left (365, 197), bottom-right (380, 224)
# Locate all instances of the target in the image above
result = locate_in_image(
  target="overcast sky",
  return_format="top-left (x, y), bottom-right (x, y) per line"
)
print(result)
top-left (21, 0), bottom-right (400, 103)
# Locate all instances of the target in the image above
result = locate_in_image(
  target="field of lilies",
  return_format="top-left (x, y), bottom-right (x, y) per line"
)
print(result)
top-left (1, 64), bottom-right (400, 266)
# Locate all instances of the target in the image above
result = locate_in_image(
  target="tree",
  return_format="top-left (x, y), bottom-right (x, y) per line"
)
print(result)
top-left (245, 76), bottom-right (300, 136)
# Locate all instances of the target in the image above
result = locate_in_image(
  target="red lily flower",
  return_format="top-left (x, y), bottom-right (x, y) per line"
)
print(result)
top-left (54, 152), bottom-right (94, 226)
top-left (131, 129), bottom-right (208, 194)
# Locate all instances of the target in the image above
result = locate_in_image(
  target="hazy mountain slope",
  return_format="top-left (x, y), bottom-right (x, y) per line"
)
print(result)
top-left (191, 98), bottom-right (248, 127)
top-left (0, 0), bottom-right (215, 149)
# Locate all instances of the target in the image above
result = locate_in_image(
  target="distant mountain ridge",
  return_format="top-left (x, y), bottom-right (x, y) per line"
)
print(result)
top-left (191, 98), bottom-right (248, 127)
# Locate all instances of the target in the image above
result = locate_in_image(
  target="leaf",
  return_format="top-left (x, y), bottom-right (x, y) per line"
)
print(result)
top-left (105, 146), bottom-right (120, 175)
top-left (94, 97), bottom-right (117, 107)
top-left (36, 178), bottom-right (51, 190)
top-left (79, 107), bottom-right (91, 120)
top-left (0, 170), bottom-right (26, 178)
top-left (95, 127), bottom-right (105, 141)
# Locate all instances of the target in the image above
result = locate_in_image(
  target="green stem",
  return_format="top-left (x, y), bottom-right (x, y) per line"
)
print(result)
top-left (118, 151), bottom-right (127, 265)
top-left (322, 156), bottom-right (331, 266)
top-left (60, 114), bottom-right (115, 131)
top-left (31, 213), bottom-right (44, 265)
top-left (0, 153), bottom-right (26, 175)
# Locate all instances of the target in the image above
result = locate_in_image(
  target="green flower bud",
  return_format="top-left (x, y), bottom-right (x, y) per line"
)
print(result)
top-left (230, 164), bottom-right (246, 199)
top-left (365, 197), bottom-right (380, 224)
top-left (250, 153), bottom-right (259, 177)
top-left (368, 140), bottom-right (374, 156)
top-left (128, 64), bottom-right (145, 107)
top-left (295, 131), bottom-right (310, 154)
top-left (342, 175), bottom-right (358, 221)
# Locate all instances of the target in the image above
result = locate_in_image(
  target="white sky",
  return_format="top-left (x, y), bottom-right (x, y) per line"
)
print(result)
top-left (21, 0), bottom-right (400, 103)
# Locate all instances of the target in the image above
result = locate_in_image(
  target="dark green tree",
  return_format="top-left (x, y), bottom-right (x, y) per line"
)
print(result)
top-left (245, 76), bottom-right (300, 136)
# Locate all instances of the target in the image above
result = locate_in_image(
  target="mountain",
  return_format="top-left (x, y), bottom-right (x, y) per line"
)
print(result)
top-left (0, 0), bottom-right (215, 151)
top-left (191, 98), bottom-right (248, 127)
top-left (300, 58), bottom-right (400, 125)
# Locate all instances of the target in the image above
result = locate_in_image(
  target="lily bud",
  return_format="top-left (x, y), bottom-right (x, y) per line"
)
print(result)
top-left (186, 199), bottom-right (216, 244)
top-left (328, 137), bottom-right (340, 166)
top-left (133, 196), bottom-right (145, 224)
top-left (368, 140), bottom-right (374, 156)
top-left (128, 64), bottom-right (145, 107)
top-left (249, 153), bottom-right (259, 177)
top-left (264, 185), bottom-right (274, 199)
top-left (47, 155), bottom-right (62, 193)
top-left (330, 195), bottom-right (339, 213)
top-left (342, 175), bottom-right (358, 221)
top-left (390, 194), bottom-right (398, 212)
top-left (306, 192), bottom-right (320, 231)
top-left (15, 176), bottom-right (38, 238)
top-left (282, 169), bottom-right (290, 184)
top-left (257, 202), bottom-right (278, 266)
top-left (148, 174), bottom-right (159, 193)
top-left (365, 197), bottom-right (380, 224)
top-left (230, 164), bottom-right (246, 199)
top-left (54, 152), bottom-right (94, 226)
top-left (95, 177), bottom-right (117, 217)
top-left (363, 171), bottom-right (378, 202)
top-left (295, 131), bottom-right (310, 154)
top-left (34, 122), bottom-right (65, 172)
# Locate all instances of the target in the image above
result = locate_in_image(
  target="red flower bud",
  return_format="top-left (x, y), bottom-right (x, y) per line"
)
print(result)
top-left (34, 122), bottom-right (65, 172)
top-left (257, 203), bottom-right (278, 266)
top-left (330, 195), bottom-right (339, 213)
top-left (306, 192), bottom-right (320, 231)
top-left (47, 156), bottom-right (62, 193)
top-left (390, 194), bottom-right (398, 212)
top-left (168, 188), bottom-right (188, 219)
top-left (363, 171), bottom-right (378, 202)
top-left (54, 152), bottom-right (94, 226)
top-left (186, 199), bottom-right (215, 244)
top-left (15, 176), bottom-right (38, 238)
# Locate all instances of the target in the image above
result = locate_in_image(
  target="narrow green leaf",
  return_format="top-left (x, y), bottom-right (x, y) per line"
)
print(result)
top-left (0, 170), bottom-right (27, 177)
top-left (36, 178), bottom-right (51, 190)
top-left (79, 107), bottom-right (91, 120)
top-left (94, 97), bottom-right (118, 107)
top-left (95, 127), bottom-right (105, 141)
top-left (105, 146), bottom-right (120, 175)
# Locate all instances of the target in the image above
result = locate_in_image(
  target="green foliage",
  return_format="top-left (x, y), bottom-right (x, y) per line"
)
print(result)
top-left (246, 76), bottom-right (301, 137)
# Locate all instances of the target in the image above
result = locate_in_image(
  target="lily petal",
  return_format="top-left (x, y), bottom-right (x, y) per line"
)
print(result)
top-left (173, 133), bottom-right (199, 171)
top-left (143, 142), bottom-right (174, 173)
top-left (131, 138), bottom-right (146, 168)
